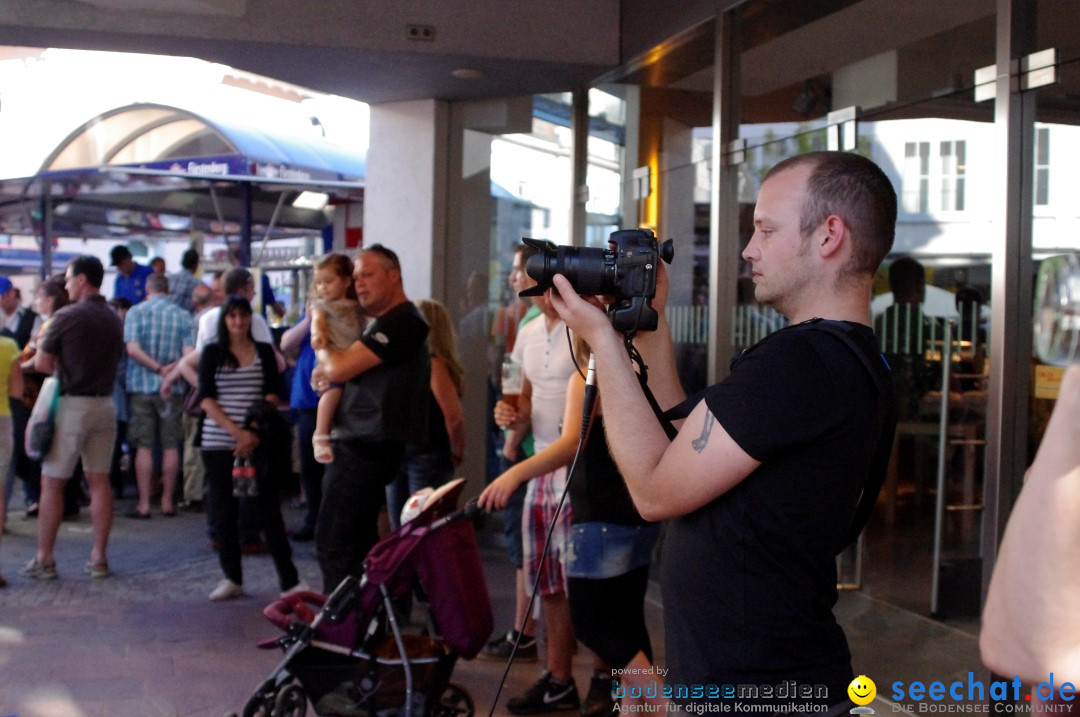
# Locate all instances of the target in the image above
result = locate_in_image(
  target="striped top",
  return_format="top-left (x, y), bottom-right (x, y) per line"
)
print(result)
top-left (201, 354), bottom-right (264, 451)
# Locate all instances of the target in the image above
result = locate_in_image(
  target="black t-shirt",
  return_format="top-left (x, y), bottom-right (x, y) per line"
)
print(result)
top-left (419, 389), bottom-right (450, 454)
top-left (660, 321), bottom-right (888, 708)
top-left (570, 415), bottom-right (646, 526)
top-left (334, 301), bottom-right (431, 444)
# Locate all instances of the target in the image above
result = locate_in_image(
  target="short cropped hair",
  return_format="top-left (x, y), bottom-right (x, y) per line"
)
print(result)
top-left (362, 244), bottom-right (401, 273)
top-left (766, 151), bottom-right (897, 277)
top-left (68, 255), bottom-right (105, 288)
top-left (146, 272), bottom-right (169, 294)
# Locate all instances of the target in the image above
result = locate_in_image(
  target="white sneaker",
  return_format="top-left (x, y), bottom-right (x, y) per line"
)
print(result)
top-left (281, 581), bottom-right (311, 598)
top-left (209, 579), bottom-right (244, 601)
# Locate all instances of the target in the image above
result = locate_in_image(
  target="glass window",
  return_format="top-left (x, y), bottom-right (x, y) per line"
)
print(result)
top-left (902, 141), bottom-right (930, 214)
top-left (599, 21), bottom-right (716, 394)
top-left (940, 140), bottom-right (966, 212)
top-left (731, 0), bottom-right (997, 617)
top-left (1034, 126), bottom-right (1050, 207)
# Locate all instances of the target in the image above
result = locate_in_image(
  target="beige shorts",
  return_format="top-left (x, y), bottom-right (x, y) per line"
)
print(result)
top-left (42, 396), bottom-right (117, 479)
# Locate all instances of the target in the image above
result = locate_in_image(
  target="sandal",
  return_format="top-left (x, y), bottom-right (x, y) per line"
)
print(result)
top-left (313, 434), bottom-right (333, 464)
top-left (85, 560), bottom-right (110, 579)
top-left (22, 558), bottom-right (57, 580)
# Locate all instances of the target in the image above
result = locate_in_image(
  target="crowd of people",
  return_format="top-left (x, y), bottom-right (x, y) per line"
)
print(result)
top-left (1, 149), bottom-right (1075, 714)
top-left (0, 243), bottom-right (466, 606)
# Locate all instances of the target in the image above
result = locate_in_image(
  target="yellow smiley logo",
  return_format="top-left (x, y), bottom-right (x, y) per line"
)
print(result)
top-left (848, 675), bottom-right (876, 706)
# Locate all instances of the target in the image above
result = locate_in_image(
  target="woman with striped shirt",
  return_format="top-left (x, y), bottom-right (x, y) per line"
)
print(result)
top-left (198, 296), bottom-right (304, 602)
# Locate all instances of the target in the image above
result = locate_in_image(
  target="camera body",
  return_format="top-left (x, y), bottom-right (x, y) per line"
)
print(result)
top-left (519, 228), bottom-right (674, 334)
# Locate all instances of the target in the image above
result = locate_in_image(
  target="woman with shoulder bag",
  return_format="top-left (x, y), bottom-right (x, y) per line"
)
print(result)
top-left (197, 295), bottom-right (306, 602)
top-left (15, 277), bottom-right (69, 518)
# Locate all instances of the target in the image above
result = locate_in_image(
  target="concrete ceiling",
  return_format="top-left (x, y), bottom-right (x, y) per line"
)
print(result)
top-left (0, 0), bottom-right (622, 104)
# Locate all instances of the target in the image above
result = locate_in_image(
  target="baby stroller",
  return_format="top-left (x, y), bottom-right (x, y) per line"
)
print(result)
top-left (232, 478), bottom-right (493, 717)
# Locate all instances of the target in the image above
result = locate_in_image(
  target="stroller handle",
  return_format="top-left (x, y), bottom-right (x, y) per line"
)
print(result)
top-left (430, 498), bottom-right (482, 529)
top-left (323, 575), bottom-right (360, 623)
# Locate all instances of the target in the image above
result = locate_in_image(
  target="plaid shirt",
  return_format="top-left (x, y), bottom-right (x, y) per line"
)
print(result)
top-left (124, 295), bottom-right (195, 395)
top-left (169, 268), bottom-right (201, 313)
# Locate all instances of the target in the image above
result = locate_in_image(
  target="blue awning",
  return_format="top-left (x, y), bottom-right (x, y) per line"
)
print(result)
top-left (42, 102), bottom-right (365, 183)
top-left (0, 102), bottom-right (365, 242)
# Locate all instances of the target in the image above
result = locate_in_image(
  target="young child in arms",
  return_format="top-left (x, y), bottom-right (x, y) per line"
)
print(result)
top-left (310, 253), bottom-right (364, 463)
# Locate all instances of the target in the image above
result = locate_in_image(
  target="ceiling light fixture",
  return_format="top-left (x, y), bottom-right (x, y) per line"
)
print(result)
top-left (292, 191), bottom-right (329, 210)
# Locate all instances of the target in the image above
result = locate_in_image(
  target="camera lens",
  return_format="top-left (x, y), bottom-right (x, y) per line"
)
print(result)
top-left (518, 238), bottom-right (615, 297)
top-left (526, 245), bottom-right (611, 296)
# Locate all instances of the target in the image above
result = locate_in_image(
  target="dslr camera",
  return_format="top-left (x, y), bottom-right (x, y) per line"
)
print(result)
top-left (518, 228), bottom-right (674, 334)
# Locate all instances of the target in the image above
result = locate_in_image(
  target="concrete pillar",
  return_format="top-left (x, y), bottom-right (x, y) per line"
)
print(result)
top-left (364, 99), bottom-right (450, 300)
top-left (364, 95), bottom-right (533, 499)
top-left (445, 97), bottom-right (533, 499)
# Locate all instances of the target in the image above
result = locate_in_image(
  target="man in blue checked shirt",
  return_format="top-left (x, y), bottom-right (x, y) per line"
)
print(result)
top-left (123, 272), bottom-right (195, 519)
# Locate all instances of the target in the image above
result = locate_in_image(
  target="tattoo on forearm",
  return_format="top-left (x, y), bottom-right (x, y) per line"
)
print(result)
top-left (692, 412), bottom-right (715, 453)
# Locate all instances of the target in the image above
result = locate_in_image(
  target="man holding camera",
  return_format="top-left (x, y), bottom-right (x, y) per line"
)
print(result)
top-left (550, 151), bottom-right (898, 711)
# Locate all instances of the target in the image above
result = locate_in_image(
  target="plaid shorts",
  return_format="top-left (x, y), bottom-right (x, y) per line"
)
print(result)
top-left (521, 466), bottom-right (573, 597)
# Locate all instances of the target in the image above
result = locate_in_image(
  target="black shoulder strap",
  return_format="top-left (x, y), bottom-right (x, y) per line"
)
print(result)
top-left (801, 320), bottom-right (898, 548)
top-left (643, 320), bottom-right (896, 549)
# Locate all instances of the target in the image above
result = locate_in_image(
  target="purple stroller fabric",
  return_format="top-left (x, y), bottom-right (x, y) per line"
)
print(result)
top-left (359, 486), bottom-right (493, 659)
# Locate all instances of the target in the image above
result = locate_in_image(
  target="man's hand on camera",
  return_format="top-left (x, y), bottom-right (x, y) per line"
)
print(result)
top-left (548, 274), bottom-right (615, 344)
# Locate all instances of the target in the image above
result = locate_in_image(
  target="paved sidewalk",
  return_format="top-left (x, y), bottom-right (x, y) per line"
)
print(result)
top-left (0, 497), bottom-right (980, 717)
top-left (0, 500), bottom-right (628, 717)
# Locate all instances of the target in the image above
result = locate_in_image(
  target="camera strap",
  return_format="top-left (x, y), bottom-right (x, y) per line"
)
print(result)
top-left (627, 339), bottom-right (680, 441)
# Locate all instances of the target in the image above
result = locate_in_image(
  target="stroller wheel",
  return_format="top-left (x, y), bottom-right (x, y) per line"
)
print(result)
top-left (431, 683), bottom-right (474, 717)
top-left (240, 694), bottom-right (271, 717)
top-left (272, 682), bottom-right (308, 717)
